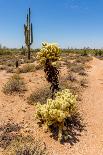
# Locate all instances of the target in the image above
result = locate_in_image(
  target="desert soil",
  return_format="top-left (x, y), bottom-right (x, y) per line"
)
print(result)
top-left (0, 57), bottom-right (103, 155)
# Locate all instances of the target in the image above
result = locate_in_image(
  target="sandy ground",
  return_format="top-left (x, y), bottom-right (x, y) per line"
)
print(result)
top-left (0, 57), bottom-right (103, 155)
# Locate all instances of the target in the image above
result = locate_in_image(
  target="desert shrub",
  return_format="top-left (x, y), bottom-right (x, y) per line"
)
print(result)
top-left (6, 67), bottom-right (15, 73)
top-left (35, 64), bottom-right (43, 70)
top-left (37, 42), bottom-right (61, 97)
top-left (0, 65), bottom-right (7, 70)
top-left (75, 55), bottom-right (92, 64)
top-left (23, 57), bottom-right (36, 64)
top-left (0, 123), bottom-right (22, 149)
top-left (67, 73), bottom-right (77, 82)
top-left (18, 64), bottom-right (35, 73)
top-left (80, 78), bottom-right (88, 87)
top-left (3, 136), bottom-right (47, 155)
top-left (98, 50), bottom-right (103, 56)
top-left (36, 89), bottom-right (77, 141)
top-left (70, 63), bottom-right (85, 73)
top-left (96, 50), bottom-right (103, 56)
top-left (81, 50), bottom-right (88, 56)
top-left (27, 87), bottom-right (51, 105)
top-left (79, 70), bottom-right (87, 76)
top-left (3, 74), bottom-right (26, 94)
top-left (94, 49), bottom-right (98, 56)
top-left (0, 49), bottom-right (13, 55)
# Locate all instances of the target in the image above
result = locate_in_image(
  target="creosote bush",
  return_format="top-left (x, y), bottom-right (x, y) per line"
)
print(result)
top-left (17, 64), bottom-right (35, 73)
top-left (36, 89), bottom-right (77, 142)
top-left (37, 42), bottom-right (61, 97)
top-left (27, 87), bottom-right (51, 105)
top-left (3, 136), bottom-right (47, 155)
top-left (3, 74), bottom-right (26, 94)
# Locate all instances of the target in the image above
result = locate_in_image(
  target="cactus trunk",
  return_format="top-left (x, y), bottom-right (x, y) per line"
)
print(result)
top-left (24, 8), bottom-right (33, 60)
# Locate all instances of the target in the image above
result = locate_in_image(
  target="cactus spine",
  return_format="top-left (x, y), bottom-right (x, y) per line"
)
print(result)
top-left (24, 8), bottom-right (33, 59)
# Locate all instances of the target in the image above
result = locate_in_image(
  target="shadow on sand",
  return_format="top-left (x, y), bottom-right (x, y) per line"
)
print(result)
top-left (50, 112), bottom-right (86, 145)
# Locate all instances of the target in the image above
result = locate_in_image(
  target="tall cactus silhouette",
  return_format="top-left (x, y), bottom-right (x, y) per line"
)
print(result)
top-left (24, 8), bottom-right (33, 60)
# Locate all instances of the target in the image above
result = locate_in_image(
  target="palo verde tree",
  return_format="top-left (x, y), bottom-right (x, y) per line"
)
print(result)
top-left (37, 42), bottom-right (61, 97)
top-left (24, 8), bottom-right (33, 60)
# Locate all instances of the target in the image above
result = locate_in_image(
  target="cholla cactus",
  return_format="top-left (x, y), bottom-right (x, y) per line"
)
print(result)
top-left (24, 8), bottom-right (33, 59)
top-left (37, 42), bottom-right (61, 64)
top-left (36, 89), bottom-right (77, 141)
top-left (37, 42), bottom-right (61, 97)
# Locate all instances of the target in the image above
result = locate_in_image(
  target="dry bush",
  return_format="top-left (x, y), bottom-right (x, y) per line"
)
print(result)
top-left (6, 67), bottom-right (15, 73)
top-left (27, 87), bottom-right (51, 105)
top-left (75, 56), bottom-right (93, 64)
top-left (0, 123), bottom-right (22, 149)
top-left (78, 70), bottom-right (87, 76)
top-left (1, 134), bottom-right (47, 155)
top-left (0, 122), bottom-right (47, 155)
top-left (17, 64), bottom-right (35, 73)
top-left (67, 72), bottom-right (77, 82)
top-left (3, 136), bottom-right (47, 155)
top-left (80, 78), bottom-right (88, 87)
top-left (3, 74), bottom-right (26, 94)
top-left (35, 64), bottom-right (43, 70)
top-left (70, 63), bottom-right (85, 73)
top-left (0, 65), bottom-right (7, 70)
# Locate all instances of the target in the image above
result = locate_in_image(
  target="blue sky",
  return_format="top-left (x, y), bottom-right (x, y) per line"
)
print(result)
top-left (0, 0), bottom-right (103, 49)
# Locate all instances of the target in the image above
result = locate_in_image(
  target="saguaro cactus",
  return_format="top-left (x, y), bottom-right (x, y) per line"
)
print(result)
top-left (24, 8), bottom-right (33, 60)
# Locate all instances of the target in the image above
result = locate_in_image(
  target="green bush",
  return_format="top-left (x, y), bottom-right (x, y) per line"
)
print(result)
top-left (36, 89), bottom-right (77, 141)
top-left (81, 50), bottom-right (88, 56)
top-left (3, 74), bottom-right (26, 94)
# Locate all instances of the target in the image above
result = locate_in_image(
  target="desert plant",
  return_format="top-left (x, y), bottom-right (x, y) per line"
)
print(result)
top-left (67, 72), bottom-right (77, 82)
top-left (98, 50), bottom-right (103, 56)
top-left (80, 78), bottom-right (88, 87)
top-left (81, 50), bottom-right (87, 56)
top-left (36, 89), bottom-right (77, 141)
top-left (3, 136), bottom-right (47, 155)
top-left (3, 74), bottom-right (26, 94)
top-left (21, 45), bottom-right (26, 55)
top-left (16, 60), bottom-right (19, 68)
top-left (79, 70), bottom-right (87, 76)
top-left (28, 87), bottom-right (50, 105)
top-left (18, 64), bottom-right (35, 73)
top-left (0, 123), bottom-right (22, 149)
top-left (24, 8), bottom-right (33, 60)
top-left (37, 42), bottom-right (61, 97)
top-left (70, 63), bottom-right (85, 73)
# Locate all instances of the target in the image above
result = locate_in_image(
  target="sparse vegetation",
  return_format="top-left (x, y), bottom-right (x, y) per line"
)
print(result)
top-left (17, 64), bottom-right (35, 73)
top-left (80, 78), bottom-right (88, 87)
top-left (0, 123), bottom-right (47, 155)
top-left (3, 136), bottom-right (47, 155)
top-left (27, 87), bottom-right (51, 105)
top-left (0, 123), bottom-right (22, 149)
top-left (3, 74), bottom-right (26, 94)
top-left (1, 1), bottom-right (103, 154)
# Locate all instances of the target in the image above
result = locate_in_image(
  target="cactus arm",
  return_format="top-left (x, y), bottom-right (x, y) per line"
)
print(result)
top-left (30, 23), bottom-right (33, 45)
